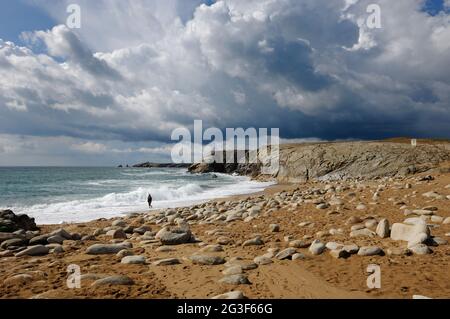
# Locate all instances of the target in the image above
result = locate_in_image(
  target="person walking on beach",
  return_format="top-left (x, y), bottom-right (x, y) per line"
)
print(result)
top-left (147, 193), bottom-right (153, 208)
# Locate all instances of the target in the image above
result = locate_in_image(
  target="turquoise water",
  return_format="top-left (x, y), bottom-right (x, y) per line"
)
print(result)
top-left (0, 167), bottom-right (274, 224)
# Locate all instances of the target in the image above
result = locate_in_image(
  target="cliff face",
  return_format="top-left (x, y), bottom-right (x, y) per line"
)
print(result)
top-left (189, 140), bottom-right (450, 182)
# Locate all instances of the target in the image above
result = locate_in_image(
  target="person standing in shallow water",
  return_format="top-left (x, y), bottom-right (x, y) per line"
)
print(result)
top-left (147, 193), bottom-right (153, 208)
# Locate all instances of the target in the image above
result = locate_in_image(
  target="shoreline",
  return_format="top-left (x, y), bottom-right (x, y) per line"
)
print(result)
top-left (36, 176), bottom-right (281, 227)
top-left (1, 168), bottom-right (449, 299)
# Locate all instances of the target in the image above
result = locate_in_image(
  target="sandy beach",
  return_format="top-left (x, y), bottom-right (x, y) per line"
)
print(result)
top-left (1, 164), bottom-right (449, 299)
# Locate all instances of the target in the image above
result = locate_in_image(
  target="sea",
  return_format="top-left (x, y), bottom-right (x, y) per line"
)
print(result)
top-left (0, 167), bottom-right (274, 225)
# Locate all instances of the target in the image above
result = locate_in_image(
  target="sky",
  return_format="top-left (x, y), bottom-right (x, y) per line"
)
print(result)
top-left (0, 0), bottom-right (449, 166)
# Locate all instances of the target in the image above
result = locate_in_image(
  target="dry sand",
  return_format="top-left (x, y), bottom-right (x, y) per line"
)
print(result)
top-left (1, 169), bottom-right (449, 299)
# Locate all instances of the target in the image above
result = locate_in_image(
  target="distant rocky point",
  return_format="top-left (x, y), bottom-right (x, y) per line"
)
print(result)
top-left (188, 139), bottom-right (450, 182)
top-left (132, 162), bottom-right (191, 169)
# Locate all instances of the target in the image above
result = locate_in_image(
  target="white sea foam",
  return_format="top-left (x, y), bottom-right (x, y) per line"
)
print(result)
top-left (17, 176), bottom-right (275, 225)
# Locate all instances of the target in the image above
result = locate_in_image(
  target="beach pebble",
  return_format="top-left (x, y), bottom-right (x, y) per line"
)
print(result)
top-left (309, 240), bottom-right (326, 255)
top-left (219, 274), bottom-right (250, 285)
top-left (346, 216), bottom-right (363, 225)
top-left (116, 249), bottom-right (133, 258)
top-left (357, 246), bottom-right (383, 256)
top-left (86, 243), bottom-right (132, 255)
top-left (29, 235), bottom-right (49, 246)
top-left (387, 248), bottom-right (412, 256)
top-left (316, 203), bottom-right (330, 210)
top-left (407, 233), bottom-right (429, 248)
top-left (121, 255), bottom-right (146, 265)
top-left (156, 227), bottom-right (192, 245)
top-left (133, 226), bottom-right (151, 235)
top-left (47, 235), bottom-right (65, 245)
top-left (350, 228), bottom-right (376, 238)
top-left (289, 240), bottom-right (311, 248)
top-left (152, 258), bottom-right (181, 266)
top-left (212, 291), bottom-right (246, 299)
top-left (92, 275), bottom-right (134, 287)
top-left (356, 204), bottom-right (367, 210)
top-left (330, 249), bottom-right (350, 259)
top-left (15, 245), bottom-right (49, 257)
top-left (81, 235), bottom-right (96, 241)
top-left (376, 219), bottom-right (390, 238)
top-left (292, 253), bottom-right (306, 260)
top-left (189, 254), bottom-right (226, 265)
top-left (253, 256), bottom-right (273, 265)
top-left (275, 248), bottom-right (297, 260)
top-left (222, 266), bottom-right (243, 276)
top-left (1, 238), bottom-right (28, 249)
top-left (52, 245), bottom-right (64, 254)
top-left (242, 237), bottom-right (264, 247)
top-left (107, 229), bottom-right (127, 240)
top-left (49, 228), bottom-right (72, 240)
top-left (112, 220), bottom-right (127, 228)
top-left (409, 244), bottom-right (432, 255)
top-left (325, 242), bottom-right (343, 251)
top-left (217, 237), bottom-right (233, 245)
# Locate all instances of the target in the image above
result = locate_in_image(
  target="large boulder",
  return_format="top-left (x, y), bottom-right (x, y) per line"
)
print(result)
top-left (0, 210), bottom-right (38, 233)
top-left (390, 223), bottom-right (430, 245)
top-left (155, 226), bottom-right (192, 245)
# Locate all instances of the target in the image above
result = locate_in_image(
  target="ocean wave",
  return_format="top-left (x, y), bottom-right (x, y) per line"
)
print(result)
top-left (16, 177), bottom-right (275, 225)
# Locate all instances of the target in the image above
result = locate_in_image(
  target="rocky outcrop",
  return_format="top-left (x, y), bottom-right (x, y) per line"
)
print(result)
top-left (132, 162), bottom-right (191, 168)
top-left (0, 210), bottom-right (38, 233)
top-left (188, 140), bottom-right (450, 182)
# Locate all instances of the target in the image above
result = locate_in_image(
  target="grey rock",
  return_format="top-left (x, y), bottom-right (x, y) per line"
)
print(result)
top-left (343, 244), bottom-right (360, 254)
top-left (242, 237), bottom-right (264, 247)
top-left (376, 219), bottom-right (390, 238)
top-left (156, 227), bottom-right (192, 245)
top-left (330, 249), bottom-right (351, 259)
top-left (350, 228), bottom-right (376, 238)
top-left (289, 240), bottom-right (311, 248)
top-left (47, 235), bottom-right (64, 244)
top-left (275, 248), bottom-right (297, 260)
top-left (152, 258), bottom-right (181, 266)
top-left (121, 256), bottom-right (146, 265)
top-left (309, 240), bottom-right (326, 255)
top-left (409, 244), bottom-right (432, 255)
top-left (86, 243), bottom-right (131, 255)
top-left (357, 246), bottom-right (383, 256)
top-left (15, 245), bottom-right (49, 257)
top-left (1, 238), bottom-right (28, 249)
top-left (29, 235), bottom-right (49, 246)
top-left (189, 254), bottom-right (226, 265)
top-left (222, 266), bottom-right (243, 276)
top-left (292, 253), bottom-right (306, 260)
top-left (253, 256), bottom-right (273, 265)
top-left (49, 228), bottom-right (72, 240)
top-left (219, 274), bottom-right (251, 285)
top-left (92, 275), bottom-right (134, 286)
